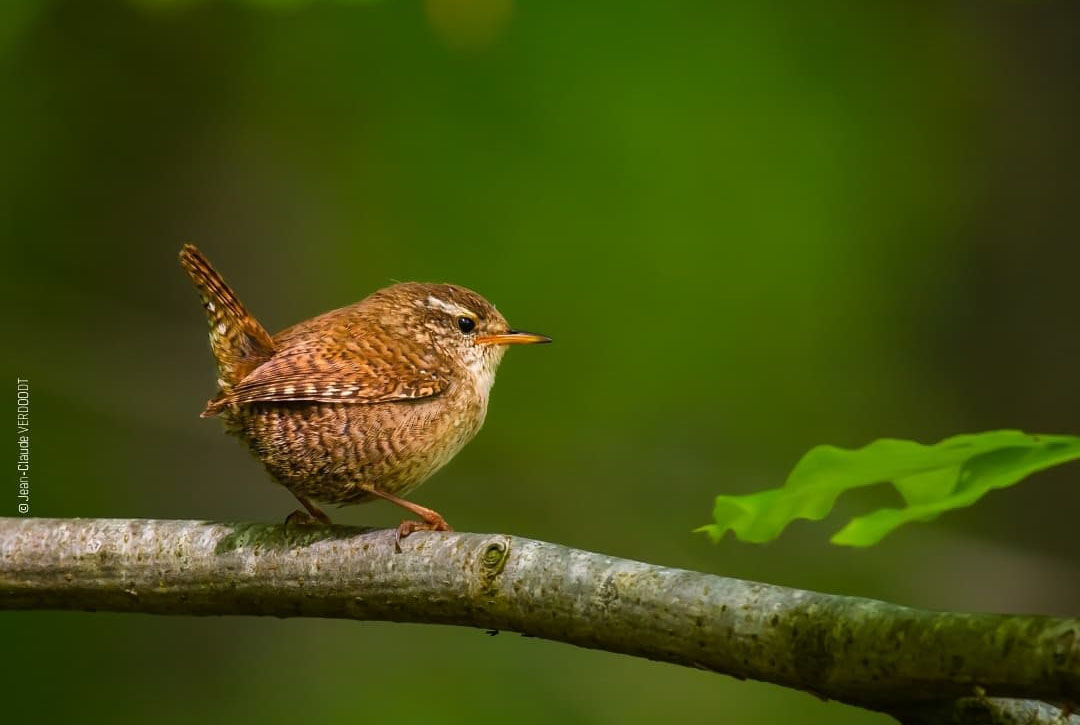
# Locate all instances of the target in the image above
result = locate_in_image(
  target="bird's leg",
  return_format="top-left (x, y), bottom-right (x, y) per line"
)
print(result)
top-left (284, 494), bottom-right (332, 526)
top-left (361, 487), bottom-right (452, 549)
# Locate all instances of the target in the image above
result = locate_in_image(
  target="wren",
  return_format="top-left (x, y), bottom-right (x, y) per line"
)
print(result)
top-left (179, 245), bottom-right (550, 540)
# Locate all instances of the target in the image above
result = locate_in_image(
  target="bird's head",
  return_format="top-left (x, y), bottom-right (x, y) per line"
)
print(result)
top-left (369, 282), bottom-right (550, 394)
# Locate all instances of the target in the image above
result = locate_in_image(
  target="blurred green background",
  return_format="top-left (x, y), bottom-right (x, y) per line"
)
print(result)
top-left (3, 1), bottom-right (1078, 723)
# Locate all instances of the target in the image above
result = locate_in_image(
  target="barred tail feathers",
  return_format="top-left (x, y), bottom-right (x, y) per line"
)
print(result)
top-left (179, 244), bottom-right (275, 396)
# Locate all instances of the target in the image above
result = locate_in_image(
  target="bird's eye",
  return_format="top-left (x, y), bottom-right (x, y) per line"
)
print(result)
top-left (457, 316), bottom-right (476, 334)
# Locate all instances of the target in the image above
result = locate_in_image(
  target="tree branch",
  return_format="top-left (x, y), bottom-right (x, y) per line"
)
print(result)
top-left (1, 518), bottom-right (1076, 724)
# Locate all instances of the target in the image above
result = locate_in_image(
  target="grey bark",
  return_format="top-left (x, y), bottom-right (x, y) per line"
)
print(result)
top-left (1, 517), bottom-right (1076, 724)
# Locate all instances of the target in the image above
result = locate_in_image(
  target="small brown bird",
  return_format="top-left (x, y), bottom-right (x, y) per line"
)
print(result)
top-left (179, 245), bottom-right (549, 540)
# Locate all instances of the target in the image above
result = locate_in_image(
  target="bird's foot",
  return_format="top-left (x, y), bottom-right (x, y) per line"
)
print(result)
top-left (395, 512), bottom-right (453, 552)
top-left (286, 495), bottom-right (333, 526)
top-left (284, 509), bottom-right (321, 527)
top-left (356, 485), bottom-right (452, 551)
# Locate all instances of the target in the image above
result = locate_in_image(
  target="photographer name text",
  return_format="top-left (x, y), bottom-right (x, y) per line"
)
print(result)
top-left (17, 378), bottom-right (29, 514)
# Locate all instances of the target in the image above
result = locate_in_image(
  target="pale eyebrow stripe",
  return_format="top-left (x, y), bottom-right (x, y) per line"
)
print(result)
top-left (425, 295), bottom-right (475, 318)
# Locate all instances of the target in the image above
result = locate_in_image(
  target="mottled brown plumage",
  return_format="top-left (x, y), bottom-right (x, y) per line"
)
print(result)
top-left (179, 245), bottom-right (549, 539)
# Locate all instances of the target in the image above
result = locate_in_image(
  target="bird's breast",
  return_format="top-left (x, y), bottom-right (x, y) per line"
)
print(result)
top-left (227, 383), bottom-right (490, 503)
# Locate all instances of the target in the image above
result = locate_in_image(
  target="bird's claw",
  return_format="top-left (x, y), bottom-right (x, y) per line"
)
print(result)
top-left (284, 509), bottom-right (320, 527)
top-left (284, 505), bottom-right (332, 527)
top-left (394, 516), bottom-right (453, 552)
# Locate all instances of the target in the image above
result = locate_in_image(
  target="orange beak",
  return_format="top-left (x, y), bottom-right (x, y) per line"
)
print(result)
top-left (475, 329), bottom-right (552, 346)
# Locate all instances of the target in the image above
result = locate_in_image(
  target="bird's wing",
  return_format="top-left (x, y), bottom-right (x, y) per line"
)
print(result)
top-left (201, 334), bottom-right (448, 417)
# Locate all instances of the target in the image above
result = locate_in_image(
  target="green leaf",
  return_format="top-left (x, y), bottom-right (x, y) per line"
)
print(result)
top-left (696, 430), bottom-right (1080, 547)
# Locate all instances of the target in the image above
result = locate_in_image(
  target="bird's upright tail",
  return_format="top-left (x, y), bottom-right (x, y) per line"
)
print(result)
top-left (179, 244), bottom-right (275, 399)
